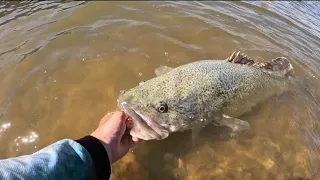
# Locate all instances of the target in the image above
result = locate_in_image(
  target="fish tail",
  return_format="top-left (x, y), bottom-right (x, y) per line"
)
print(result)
top-left (287, 72), bottom-right (317, 94)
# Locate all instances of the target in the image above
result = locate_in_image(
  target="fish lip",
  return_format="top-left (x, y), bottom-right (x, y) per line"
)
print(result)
top-left (119, 102), bottom-right (165, 140)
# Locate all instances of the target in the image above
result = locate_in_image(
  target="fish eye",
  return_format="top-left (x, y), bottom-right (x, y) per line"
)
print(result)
top-left (156, 102), bottom-right (168, 113)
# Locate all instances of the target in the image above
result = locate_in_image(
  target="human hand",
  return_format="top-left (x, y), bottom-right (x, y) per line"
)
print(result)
top-left (91, 111), bottom-right (140, 164)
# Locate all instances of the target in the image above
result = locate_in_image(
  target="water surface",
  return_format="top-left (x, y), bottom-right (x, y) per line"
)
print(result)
top-left (0, 1), bottom-right (320, 179)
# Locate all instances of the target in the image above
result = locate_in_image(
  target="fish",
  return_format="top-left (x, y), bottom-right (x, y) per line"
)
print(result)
top-left (117, 51), bottom-right (295, 141)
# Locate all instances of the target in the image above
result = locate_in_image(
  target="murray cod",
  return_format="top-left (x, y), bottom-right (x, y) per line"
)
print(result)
top-left (117, 52), bottom-right (295, 140)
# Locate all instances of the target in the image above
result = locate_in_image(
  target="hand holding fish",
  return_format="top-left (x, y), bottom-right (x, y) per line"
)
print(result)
top-left (91, 111), bottom-right (141, 164)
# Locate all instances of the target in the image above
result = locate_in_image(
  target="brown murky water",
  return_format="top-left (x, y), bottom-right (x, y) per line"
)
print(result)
top-left (1, 1), bottom-right (320, 179)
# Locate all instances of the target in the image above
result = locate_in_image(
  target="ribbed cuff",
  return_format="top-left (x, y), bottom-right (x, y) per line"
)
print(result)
top-left (76, 136), bottom-right (111, 180)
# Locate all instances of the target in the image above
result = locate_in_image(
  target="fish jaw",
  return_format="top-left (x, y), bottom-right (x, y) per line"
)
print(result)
top-left (119, 101), bottom-right (169, 140)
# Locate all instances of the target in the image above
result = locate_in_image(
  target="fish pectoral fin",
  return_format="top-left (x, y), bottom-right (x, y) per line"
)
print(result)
top-left (191, 127), bottom-right (201, 140)
top-left (191, 126), bottom-right (202, 147)
top-left (154, 66), bottom-right (174, 76)
top-left (220, 114), bottom-right (251, 132)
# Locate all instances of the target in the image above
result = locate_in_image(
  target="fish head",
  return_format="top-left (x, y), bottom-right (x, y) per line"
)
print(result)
top-left (117, 74), bottom-right (203, 141)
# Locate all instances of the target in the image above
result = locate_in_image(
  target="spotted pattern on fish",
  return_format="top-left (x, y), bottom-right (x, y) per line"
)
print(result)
top-left (118, 51), bottom-right (295, 140)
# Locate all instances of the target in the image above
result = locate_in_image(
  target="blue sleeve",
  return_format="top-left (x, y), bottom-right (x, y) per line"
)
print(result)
top-left (0, 136), bottom-right (111, 180)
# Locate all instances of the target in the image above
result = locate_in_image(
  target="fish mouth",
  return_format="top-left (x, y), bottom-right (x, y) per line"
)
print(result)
top-left (120, 102), bottom-right (169, 140)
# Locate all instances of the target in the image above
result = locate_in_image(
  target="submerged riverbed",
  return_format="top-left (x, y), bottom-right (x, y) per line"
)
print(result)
top-left (0, 1), bottom-right (320, 179)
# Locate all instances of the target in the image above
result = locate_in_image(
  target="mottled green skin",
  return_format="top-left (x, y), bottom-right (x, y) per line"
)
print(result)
top-left (118, 59), bottom-right (293, 140)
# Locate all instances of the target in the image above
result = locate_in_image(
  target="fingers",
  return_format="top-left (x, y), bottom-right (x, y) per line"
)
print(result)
top-left (99, 111), bottom-right (139, 143)
top-left (99, 111), bottom-right (128, 127)
top-left (109, 111), bottom-right (128, 123)
top-left (109, 111), bottom-right (129, 139)
top-left (126, 119), bottom-right (135, 129)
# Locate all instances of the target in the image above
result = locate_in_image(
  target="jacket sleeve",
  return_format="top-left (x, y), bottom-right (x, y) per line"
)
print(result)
top-left (0, 136), bottom-right (111, 180)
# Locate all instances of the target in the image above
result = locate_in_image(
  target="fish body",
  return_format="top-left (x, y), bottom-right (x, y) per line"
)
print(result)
top-left (118, 52), bottom-right (294, 140)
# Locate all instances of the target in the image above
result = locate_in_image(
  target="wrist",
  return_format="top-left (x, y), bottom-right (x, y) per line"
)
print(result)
top-left (97, 140), bottom-right (113, 164)
top-left (75, 136), bottom-right (111, 180)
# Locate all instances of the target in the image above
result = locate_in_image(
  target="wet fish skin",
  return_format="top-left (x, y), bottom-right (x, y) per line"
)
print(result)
top-left (117, 52), bottom-right (294, 140)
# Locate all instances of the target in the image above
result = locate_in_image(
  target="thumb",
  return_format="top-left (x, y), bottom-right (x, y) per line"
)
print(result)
top-left (108, 111), bottom-right (128, 138)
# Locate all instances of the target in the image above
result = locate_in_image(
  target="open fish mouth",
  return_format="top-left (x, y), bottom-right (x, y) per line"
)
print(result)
top-left (120, 102), bottom-right (169, 140)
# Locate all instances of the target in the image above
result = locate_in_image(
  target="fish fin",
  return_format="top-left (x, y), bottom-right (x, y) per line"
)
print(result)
top-left (191, 127), bottom-right (202, 147)
top-left (154, 66), bottom-right (174, 76)
top-left (288, 72), bottom-right (317, 94)
top-left (218, 114), bottom-right (251, 132)
top-left (225, 51), bottom-right (293, 77)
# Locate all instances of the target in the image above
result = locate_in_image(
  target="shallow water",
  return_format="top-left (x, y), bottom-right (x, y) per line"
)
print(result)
top-left (0, 1), bottom-right (320, 179)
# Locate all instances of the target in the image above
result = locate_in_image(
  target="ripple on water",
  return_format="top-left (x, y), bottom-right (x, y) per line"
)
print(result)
top-left (0, 1), bottom-right (320, 179)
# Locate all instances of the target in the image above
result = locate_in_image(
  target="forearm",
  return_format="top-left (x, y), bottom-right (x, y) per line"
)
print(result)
top-left (0, 136), bottom-right (110, 180)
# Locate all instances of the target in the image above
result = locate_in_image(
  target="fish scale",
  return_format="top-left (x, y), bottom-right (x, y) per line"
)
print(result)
top-left (118, 51), bottom-right (295, 141)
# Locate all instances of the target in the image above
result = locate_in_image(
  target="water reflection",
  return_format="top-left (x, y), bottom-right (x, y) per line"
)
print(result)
top-left (13, 131), bottom-right (39, 152)
top-left (0, 1), bottom-right (320, 179)
top-left (0, 122), bottom-right (11, 136)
